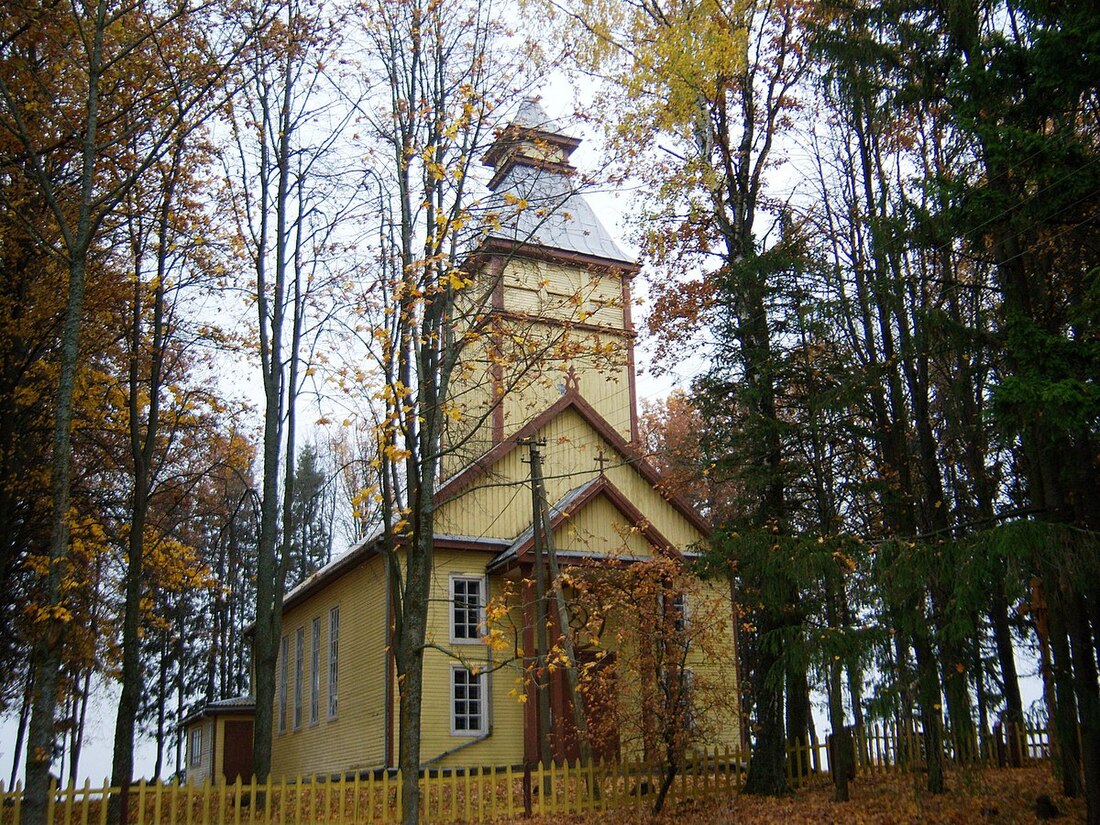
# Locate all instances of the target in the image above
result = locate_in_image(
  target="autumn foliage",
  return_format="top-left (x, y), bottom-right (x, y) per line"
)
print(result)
top-left (521, 766), bottom-right (1085, 825)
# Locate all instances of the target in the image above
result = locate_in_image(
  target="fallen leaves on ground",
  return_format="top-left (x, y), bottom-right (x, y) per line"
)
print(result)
top-left (525, 766), bottom-right (1085, 824)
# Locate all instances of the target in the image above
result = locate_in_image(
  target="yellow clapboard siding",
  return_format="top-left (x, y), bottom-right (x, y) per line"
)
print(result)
top-left (496, 325), bottom-right (631, 441)
top-left (502, 260), bottom-right (625, 331)
top-left (408, 548), bottom-right (527, 768)
top-left (271, 553), bottom-right (388, 779)
top-left (553, 492), bottom-right (652, 557)
top-left (436, 406), bottom-right (707, 554)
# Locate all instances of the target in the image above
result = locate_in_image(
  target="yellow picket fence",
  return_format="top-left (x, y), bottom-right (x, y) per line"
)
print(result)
top-left (784, 723), bottom-right (1053, 787)
top-left (0, 748), bottom-right (747, 825)
top-left (0, 729), bottom-right (1055, 825)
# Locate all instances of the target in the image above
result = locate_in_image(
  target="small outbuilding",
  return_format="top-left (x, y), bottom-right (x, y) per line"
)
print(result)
top-left (180, 696), bottom-right (255, 785)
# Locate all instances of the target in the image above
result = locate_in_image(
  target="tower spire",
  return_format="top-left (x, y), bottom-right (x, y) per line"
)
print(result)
top-left (482, 98), bottom-right (582, 190)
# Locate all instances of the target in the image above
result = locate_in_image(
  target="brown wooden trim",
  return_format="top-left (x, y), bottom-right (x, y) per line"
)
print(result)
top-left (480, 235), bottom-right (640, 274)
top-left (436, 392), bottom-right (580, 503)
top-left (512, 474), bottom-right (682, 563)
top-left (626, 338), bottom-right (640, 444)
top-left (491, 358), bottom-right (505, 444)
top-left (482, 124), bottom-right (581, 168)
top-left (621, 277), bottom-right (634, 333)
top-left (436, 390), bottom-right (712, 537)
top-left (487, 156), bottom-right (577, 190)
top-left (599, 479), bottom-right (682, 556)
top-left (489, 308), bottom-right (636, 339)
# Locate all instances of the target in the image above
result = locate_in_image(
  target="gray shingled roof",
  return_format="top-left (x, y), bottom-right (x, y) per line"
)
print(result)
top-left (483, 164), bottom-right (633, 265)
top-left (510, 97), bottom-right (575, 138)
top-left (206, 695), bottom-right (256, 710)
top-left (478, 98), bottom-right (633, 266)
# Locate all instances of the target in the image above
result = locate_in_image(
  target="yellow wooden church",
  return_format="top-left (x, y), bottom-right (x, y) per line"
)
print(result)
top-left (184, 100), bottom-right (741, 784)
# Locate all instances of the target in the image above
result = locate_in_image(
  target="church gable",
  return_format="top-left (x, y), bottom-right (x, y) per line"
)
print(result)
top-left (554, 489), bottom-right (656, 558)
top-left (434, 392), bottom-right (709, 557)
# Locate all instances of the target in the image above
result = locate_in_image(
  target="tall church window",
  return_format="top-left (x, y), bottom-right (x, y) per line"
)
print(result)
top-left (450, 575), bottom-right (485, 643)
top-left (328, 606), bottom-right (340, 719)
top-left (451, 666), bottom-right (486, 735)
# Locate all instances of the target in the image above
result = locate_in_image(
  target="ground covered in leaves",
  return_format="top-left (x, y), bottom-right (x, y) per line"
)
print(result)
top-left (531, 766), bottom-right (1085, 824)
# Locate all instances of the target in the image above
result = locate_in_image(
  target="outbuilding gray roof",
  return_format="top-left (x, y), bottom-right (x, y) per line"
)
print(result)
top-left (179, 695), bottom-right (255, 728)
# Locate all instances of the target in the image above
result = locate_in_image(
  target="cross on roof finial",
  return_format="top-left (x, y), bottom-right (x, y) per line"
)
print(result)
top-left (595, 448), bottom-right (609, 476)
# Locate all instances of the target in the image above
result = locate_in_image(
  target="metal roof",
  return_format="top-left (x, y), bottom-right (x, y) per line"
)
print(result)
top-left (483, 164), bottom-right (633, 265)
top-left (179, 695), bottom-right (256, 728)
top-left (478, 98), bottom-right (633, 266)
top-left (510, 97), bottom-right (575, 138)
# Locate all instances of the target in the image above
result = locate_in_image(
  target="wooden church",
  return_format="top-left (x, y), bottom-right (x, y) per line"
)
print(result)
top-left (184, 99), bottom-right (741, 783)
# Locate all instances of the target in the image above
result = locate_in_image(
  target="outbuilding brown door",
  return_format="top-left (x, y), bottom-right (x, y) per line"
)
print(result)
top-left (222, 721), bottom-right (254, 783)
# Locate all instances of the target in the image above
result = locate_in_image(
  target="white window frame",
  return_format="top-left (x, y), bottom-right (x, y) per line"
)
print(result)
top-left (293, 625), bottom-right (304, 729)
top-left (328, 606), bottom-right (339, 719)
top-left (189, 727), bottom-right (202, 767)
top-left (681, 668), bottom-right (697, 732)
top-left (660, 591), bottom-right (689, 633)
top-left (450, 665), bottom-right (488, 736)
top-left (310, 617), bottom-right (321, 725)
top-left (278, 635), bottom-right (288, 733)
top-left (659, 666), bottom-right (696, 732)
top-left (449, 574), bottom-right (487, 644)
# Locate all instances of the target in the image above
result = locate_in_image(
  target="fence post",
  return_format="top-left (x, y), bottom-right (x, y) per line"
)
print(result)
top-left (486, 765), bottom-right (493, 821)
top-left (702, 746), bottom-right (711, 799)
top-left (46, 777), bottom-right (57, 825)
top-left (136, 779), bottom-right (148, 825)
top-left (522, 765), bottom-right (532, 818)
top-left (506, 764), bottom-right (515, 820)
top-left (481, 766), bottom-right (488, 821)
top-left (79, 778), bottom-right (92, 825)
top-left (12, 780), bottom-right (23, 825)
top-left (395, 770), bottom-right (402, 825)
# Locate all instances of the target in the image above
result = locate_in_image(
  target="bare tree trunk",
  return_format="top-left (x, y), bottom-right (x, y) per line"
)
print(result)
top-left (10, 664), bottom-right (33, 789)
top-left (68, 669), bottom-right (91, 786)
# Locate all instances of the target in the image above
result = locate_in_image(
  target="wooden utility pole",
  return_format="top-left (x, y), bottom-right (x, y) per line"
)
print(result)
top-left (527, 439), bottom-right (594, 764)
top-left (522, 438), bottom-right (554, 781)
top-left (532, 448), bottom-right (594, 765)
